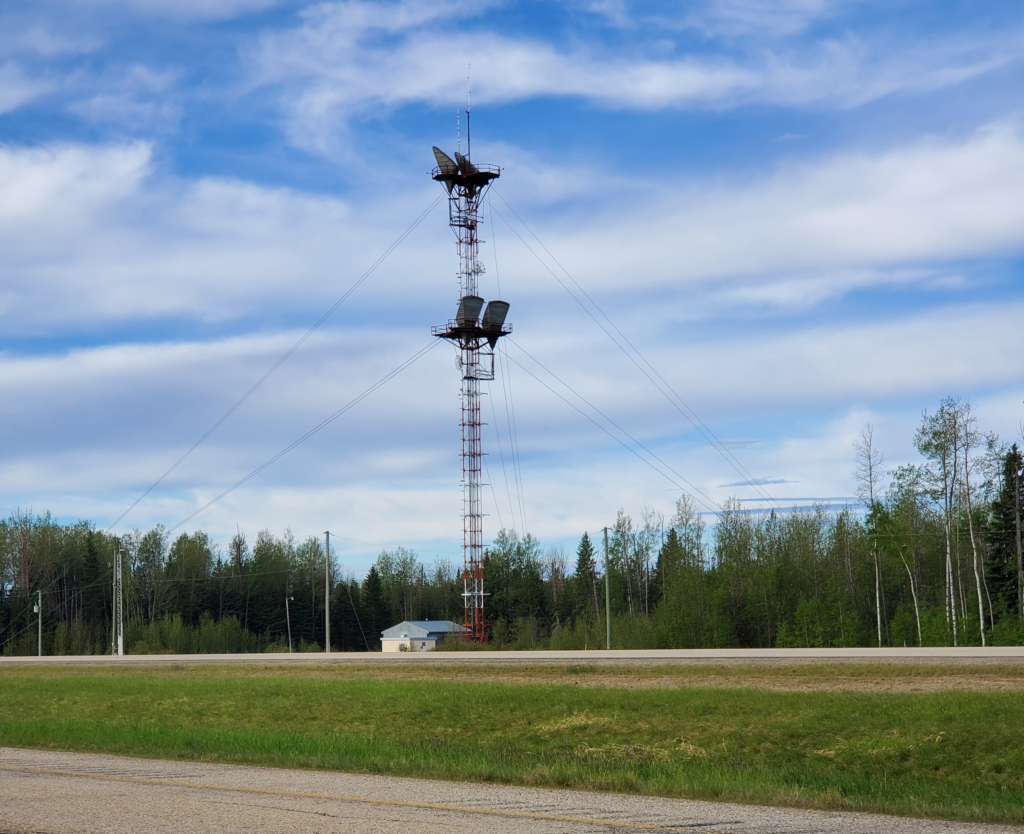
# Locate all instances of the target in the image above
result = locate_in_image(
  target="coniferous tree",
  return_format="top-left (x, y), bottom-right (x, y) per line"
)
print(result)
top-left (80, 530), bottom-right (108, 630)
top-left (331, 578), bottom-right (368, 651)
top-left (361, 564), bottom-right (389, 642)
top-left (165, 531), bottom-right (214, 627)
top-left (572, 532), bottom-right (599, 623)
top-left (988, 444), bottom-right (1024, 620)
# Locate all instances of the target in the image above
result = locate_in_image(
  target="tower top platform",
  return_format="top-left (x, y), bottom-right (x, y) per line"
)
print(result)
top-left (432, 146), bottom-right (500, 191)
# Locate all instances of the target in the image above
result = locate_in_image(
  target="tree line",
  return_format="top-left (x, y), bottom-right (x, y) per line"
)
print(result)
top-left (1, 396), bottom-right (1021, 654)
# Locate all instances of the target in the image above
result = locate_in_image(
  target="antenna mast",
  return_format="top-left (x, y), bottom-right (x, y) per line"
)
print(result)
top-left (430, 125), bottom-right (510, 643)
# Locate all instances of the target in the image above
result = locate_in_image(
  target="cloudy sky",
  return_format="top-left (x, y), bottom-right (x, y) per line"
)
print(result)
top-left (1, 0), bottom-right (1022, 571)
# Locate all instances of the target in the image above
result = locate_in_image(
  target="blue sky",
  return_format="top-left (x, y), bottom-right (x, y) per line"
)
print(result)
top-left (1, 0), bottom-right (1023, 572)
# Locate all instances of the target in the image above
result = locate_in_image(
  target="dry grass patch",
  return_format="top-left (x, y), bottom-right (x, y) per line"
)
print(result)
top-left (83, 659), bottom-right (1024, 693)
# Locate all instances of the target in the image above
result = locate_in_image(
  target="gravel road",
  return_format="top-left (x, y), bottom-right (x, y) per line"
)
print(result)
top-left (1, 747), bottom-right (1018, 834)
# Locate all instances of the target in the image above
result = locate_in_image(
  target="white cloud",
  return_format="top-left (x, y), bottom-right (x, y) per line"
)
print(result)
top-left (575, 0), bottom-right (632, 29)
top-left (682, 0), bottom-right (847, 38)
top-left (0, 293), bottom-right (1019, 554)
top-left (50, 0), bottom-right (293, 21)
top-left (67, 65), bottom-right (181, 127)
top-left (0, 62), bottom-right (52, 113)
top-left (509, 123), bottom-right (1024, 306)
top-left (0, 140), bottom-right (448, 331)
top-left (250, 1), bottom-right (1022, 154)
top-left (681, 303), bottom-right (1024, 411)
top-left (5, 123), bottom-right (1024, 333)
top-left (0, 325), bottom-right (458, 537)
top-left (496, 300), bottom-right (1024, 466)
top-left (3, 25), bottom-right (103, 57)
top-left (0, 140), bottom-right (150, 229)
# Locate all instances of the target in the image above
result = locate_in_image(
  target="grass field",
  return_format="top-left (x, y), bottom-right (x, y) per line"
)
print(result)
top-left (1, 662), bottom-right (1022, 823)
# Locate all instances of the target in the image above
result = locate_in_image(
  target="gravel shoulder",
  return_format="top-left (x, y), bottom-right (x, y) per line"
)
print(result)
top-left (2, 747), bottom-right (1020, 834)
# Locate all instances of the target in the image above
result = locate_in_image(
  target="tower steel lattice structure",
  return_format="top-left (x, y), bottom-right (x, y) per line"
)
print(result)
top-left (430, 143), bottom-right (511, 642)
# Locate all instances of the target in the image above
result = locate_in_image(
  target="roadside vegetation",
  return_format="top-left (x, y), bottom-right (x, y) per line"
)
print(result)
top-left (1, 662), bottom-right (1023, 823)
top-left (2, 395), bottom-right (1022, 656)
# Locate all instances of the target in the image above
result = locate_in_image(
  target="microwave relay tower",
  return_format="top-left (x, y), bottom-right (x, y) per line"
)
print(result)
top-left (430, 132), bottom-right (511, 643)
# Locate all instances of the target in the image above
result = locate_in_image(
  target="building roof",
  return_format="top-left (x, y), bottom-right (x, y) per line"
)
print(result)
top-left (381, 620), bottom-right (468, 639)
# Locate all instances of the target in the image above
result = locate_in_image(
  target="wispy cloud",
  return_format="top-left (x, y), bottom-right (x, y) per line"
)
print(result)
top-left (0, 62), bottom-right (53, 114)
top-left (7, 121), bottom-right (1024, 334)
top-left (45, 0), bottom-right (293, 21)
top-left (529, 123), bottom-right (1024, 305)
top-left (681, 0), bottom-right (849, 38)
top-left (2, 25), bottom-right (103, 57)
top-left (250, 0), bottom-right (1023, 155)
top-left (67, 64), bottom-right (182, 128)
top-left (0, 140), bottom-right (446, 332)
top-left (558, 0), bottom-right (849, 38)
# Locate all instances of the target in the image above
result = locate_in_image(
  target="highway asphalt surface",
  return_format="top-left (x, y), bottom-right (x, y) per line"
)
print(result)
top-left (1, 747), bottom-right (1019, 834)
top-left (2, 646), bottom-right (1024, 666)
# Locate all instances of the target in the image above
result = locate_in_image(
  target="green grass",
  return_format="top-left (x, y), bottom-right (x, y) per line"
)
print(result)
top-left (0, 664), bottom-right (1022, 823)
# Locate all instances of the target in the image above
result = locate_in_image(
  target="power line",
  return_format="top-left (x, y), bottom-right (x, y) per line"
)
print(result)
top-left (481, 454), bottom-right (505, 531)
top-left (483, 209), bottom-right (524, 536)
top-left (165, 340), bottom-right (440, 535)
top-left (491, 192), bottom-right (783, 512)
top-left (106, 194), bottom-right (445, 533)
top-left (0, 563), bottom-right (77, 642)
top-left (343, 578), bottom-right (369, 651)
top-left (481, 212), bottom-right (517, 529)
top-left (500, 342), bottom-right (529, 534)
top-left (0, 571), bottom-right (110, 650)
top-left (320, 534), bottom-right (460, 561)
top-left (485, 381), bottom-right (517, 531)
top-left (506, 339), bottom-right (721, 516)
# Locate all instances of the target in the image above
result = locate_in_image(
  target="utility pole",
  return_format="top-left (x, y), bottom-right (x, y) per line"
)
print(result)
top-left (324, 531), bottom-right (331, 654)
top-left (1015, 458), bottom-right (1022, 625)
top-left (33, 591), bottom-right (41, 657)
top-left (112, 548), bottom-right (116, 655)
top-left (112, 542), bottom-right (123, 656)
top-left (285, 595), bottom-right (294, 653)
top-left (604, 526), bottom-right (611, 650)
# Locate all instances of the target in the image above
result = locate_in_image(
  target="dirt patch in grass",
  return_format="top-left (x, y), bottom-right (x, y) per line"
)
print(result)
top-left (100, 660), bottom-right (1024, 693)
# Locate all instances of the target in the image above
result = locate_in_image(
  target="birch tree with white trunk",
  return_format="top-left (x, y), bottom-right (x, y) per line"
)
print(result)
top-left (958, 401), bottom-right (987, 645)
top-left (916, 399), bottom-right (961, 646)
top-left (854, 424), bottom-right (885, 647)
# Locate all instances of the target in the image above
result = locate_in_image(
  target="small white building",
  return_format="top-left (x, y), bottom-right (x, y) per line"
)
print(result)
top-left (380, 620), bottom-right (467, 652)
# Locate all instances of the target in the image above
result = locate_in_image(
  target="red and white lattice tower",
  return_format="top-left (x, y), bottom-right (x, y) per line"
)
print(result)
top-left (430, 141), bottom-right (510, 642)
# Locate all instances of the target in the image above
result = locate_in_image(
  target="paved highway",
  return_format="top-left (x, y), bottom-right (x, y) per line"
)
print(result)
top-left (1, 748), bottom-right (1018, 834)
top-left (1, 646), bottom-right (1023, 666)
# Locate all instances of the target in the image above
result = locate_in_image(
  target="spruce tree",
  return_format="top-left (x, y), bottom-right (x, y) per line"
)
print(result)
top-left (361, 565), bottom-right (388, 645)
top-left (573, 532), bottom-right (599, 622)
top-left (987, 444), bottom-right (1024, 618)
